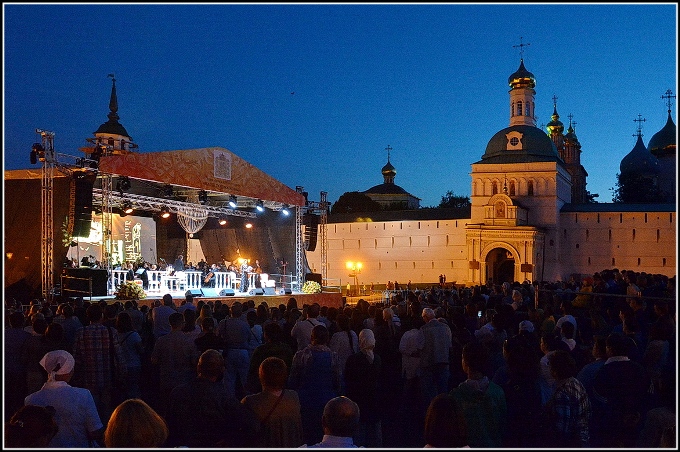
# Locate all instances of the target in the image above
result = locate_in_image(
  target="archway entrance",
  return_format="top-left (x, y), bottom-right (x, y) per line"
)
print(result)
top-left (487, 247), bottom-right (515, 284)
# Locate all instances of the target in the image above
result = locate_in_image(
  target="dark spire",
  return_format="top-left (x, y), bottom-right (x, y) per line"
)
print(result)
top-left (107, 73), bottom-right (119, 123)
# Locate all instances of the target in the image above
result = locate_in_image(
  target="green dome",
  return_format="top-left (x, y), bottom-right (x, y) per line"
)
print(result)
top-left (480, 125), bottom-right (560, 164)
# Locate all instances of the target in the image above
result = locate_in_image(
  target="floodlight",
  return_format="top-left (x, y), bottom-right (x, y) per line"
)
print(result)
top-left (228, 195), bottom-right (238, 209)
top-left (160, 205), bottom-right (171, 218)
top-left (122, 200), bottom-right (133, 214)
top-left (218, 215), bottom-right (228, 225)
top-left (281, 205), bottom-right (290, 216)
top-left (256, 200), bottom-right (264, 212)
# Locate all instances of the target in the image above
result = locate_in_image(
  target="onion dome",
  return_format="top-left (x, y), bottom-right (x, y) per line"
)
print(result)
top-left (546, 104), bottom-right (564, 136)
top-left (564, 121), bottom-right (579, 145)
top-left (648, 111), bottom-right (676, 158)
top-left (481, 125), bottom-right (560, 164)
top-left (620, 134), bottom-right (660, 176)
top-left (94, 75), bottom-right (131, 138)
top-left (508, 59), bottom-right (536, 89)
top-left (381, 160), bottom-right (396, 178)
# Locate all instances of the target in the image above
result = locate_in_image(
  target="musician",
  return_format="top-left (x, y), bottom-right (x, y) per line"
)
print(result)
top-left (173, 254), bottom-right (185, 272)
top-left (240, 259), bottom-right (252, 293)
top-left (203, 263), bottom-right (219, 287)
top-left (138, 262), bottom-right (150, 290)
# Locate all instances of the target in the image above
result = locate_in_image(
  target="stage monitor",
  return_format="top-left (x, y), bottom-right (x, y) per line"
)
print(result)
top-left (185, 289), bottom-right (203, 298)
top-left (220, 288), bottom-right (236, 297)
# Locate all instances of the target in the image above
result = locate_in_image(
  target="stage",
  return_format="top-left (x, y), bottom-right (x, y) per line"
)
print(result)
top-left (86, 288), bottom-right (345, 310)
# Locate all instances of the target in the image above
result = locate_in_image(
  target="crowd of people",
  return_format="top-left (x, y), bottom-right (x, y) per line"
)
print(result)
top-left (4, 267), bottom-right (676, 448)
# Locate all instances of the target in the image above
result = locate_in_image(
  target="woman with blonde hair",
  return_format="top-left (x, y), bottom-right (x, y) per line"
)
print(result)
top-left (104, 398), bottom-right (168, 448)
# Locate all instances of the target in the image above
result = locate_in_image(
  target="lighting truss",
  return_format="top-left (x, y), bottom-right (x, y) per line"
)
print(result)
top-left (92, 188), bottom-right (257, 218)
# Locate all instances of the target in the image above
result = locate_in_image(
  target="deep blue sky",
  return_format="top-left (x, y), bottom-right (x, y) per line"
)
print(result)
top-left (4, 3), bottom-right (677, 207)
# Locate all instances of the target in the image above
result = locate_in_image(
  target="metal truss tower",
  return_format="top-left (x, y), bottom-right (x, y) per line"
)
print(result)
top-left (37, 129), bottom-right (56, 301)
top-left (295, 186), bottom-right (304, 291)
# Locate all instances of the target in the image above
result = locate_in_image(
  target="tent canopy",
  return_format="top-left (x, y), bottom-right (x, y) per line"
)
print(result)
top-left (97, 146), bottom-right (305, 207)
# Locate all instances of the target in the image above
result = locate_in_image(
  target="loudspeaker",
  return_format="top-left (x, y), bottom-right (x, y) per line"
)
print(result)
top-left (263, 287), bottom-right (276, 295)
top-left (303, 213), bottom-right (319, 252)
top-left (279, 287), bottom-right (293, 295)
top-left (219, 288), bottom-right (235, 297)
top-left (62, 268), bottom-right (108, 297)
top-left (248, 288), bottom-right (264, 296)
top-left (185, 289), bottom-right (203, 298)
top-left (72, 171), bottom-right (97, 238)
top-left (201, 288), bottom-right (220, 298)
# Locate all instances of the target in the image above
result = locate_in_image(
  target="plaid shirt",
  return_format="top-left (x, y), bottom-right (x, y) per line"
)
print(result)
top-left (73, 323), bottom-right (115, 389)
top-left (547, 376), bottom-right (592, 447)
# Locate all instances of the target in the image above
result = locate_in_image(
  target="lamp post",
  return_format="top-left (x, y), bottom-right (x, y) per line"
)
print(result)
top-left (346, 261), bottom-right (362, 296)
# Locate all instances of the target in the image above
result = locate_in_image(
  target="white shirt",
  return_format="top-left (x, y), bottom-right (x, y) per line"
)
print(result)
top-left (25, 380), bottom-right (103, 448)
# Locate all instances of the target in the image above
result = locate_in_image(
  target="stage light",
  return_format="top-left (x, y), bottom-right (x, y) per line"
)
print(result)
top-left (160, 205), bottom-right (171, 218)
top-left (122, 200), bottom-right (133, 214)
top-left (245, 222), bottom-right (253, 229)
top-left (228, 195), bottom-right (238, 209)
top-left (198, 190), bottom-right (208, 204)
top-left (256, 200), bottom-right (264, 212)
top-left (281, 205), bottom-right (290, 216)
top-left (218, 215), bottom-right (228, 225)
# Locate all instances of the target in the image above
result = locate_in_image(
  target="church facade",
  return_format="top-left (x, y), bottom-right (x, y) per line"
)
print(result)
top-left (306, 58), bottom-right (676, 287)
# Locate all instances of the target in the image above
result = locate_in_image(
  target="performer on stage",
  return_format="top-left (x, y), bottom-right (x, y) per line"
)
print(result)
top-left (173, 254), bottom-right (185, 271)
top-left (240, 259), bottom-right (253, 293)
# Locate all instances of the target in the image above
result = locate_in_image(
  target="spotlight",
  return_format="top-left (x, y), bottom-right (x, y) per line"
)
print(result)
top-left (281, 205), bottom-right (290, 216)
top-left (228, 195), bottom-right (238, 209)
top-left (122, 200), bottom-right (133, 214)
top-left (245, 222), bottom-right (253, 229)
top-left (256, 200), bottom-right (264, 212)
top-left (160, 205), bottom-right (171, 218)
top-left (218, 215), bottom-right (228, 226)
top-left (198, 190), bottom-right (208, 204)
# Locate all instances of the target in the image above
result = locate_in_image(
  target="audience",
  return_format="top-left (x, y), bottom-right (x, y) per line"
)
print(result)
top-left (4, 405), bottom-right (59, 448)
top-left (104, 398), bottom-right (168, 448)
top-left (302, 396), bottom-right (361, 448)
top-left (241, 356), bottom-right (304, 448)
top-left (6, 268), bottom-right (674, 449)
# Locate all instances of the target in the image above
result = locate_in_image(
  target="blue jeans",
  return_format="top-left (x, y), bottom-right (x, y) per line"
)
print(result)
top-left (223, 348), bottom-right (250, 399)
top-left (419, 363), bottom-right (450, 407)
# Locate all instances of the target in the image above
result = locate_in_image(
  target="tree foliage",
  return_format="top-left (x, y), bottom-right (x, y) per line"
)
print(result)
top-left (331, 191), bottom-right (382, 214)
top-left (438, 191), bottom-right (471, 209)
top-left (612, 172), bottom-right (665, 203)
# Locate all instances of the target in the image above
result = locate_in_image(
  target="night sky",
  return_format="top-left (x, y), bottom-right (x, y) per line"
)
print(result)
top-left (4, 3), bottom-right (677, 207)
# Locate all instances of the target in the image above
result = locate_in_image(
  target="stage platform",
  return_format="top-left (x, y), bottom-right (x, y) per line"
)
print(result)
top-left (84, 289), bottom-right (344, 310)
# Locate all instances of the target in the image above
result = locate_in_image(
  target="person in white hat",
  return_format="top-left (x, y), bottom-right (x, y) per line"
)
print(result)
top-left (24, 350), bottom-right (104, 447)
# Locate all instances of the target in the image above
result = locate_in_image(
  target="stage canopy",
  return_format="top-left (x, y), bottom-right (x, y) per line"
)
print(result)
top-left (97, 146), bottom-right (305, 209)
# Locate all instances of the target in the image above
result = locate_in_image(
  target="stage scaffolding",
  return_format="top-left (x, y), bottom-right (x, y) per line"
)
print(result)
top-left (35, 131), bottom-right (319, 299)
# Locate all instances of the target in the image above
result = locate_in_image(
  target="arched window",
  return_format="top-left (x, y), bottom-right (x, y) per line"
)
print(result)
top-left (509, 181), bottom-right (516, 196)
top-left (492, 182), bottom-right (498, 195)
top-left (525, 102), bottom-right (531, 116)
top-left (511, 102), bottom-right (515, 117)
top-left (528, 181), bottom-right (534, 196)
top-left (108, 138), bottom-right (114, 147)
top-left (517, 101), bottom-right (523, 116)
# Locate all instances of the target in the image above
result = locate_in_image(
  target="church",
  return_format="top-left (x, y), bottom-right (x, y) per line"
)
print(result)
top-left (306, 57), bottom-right (676, 286)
